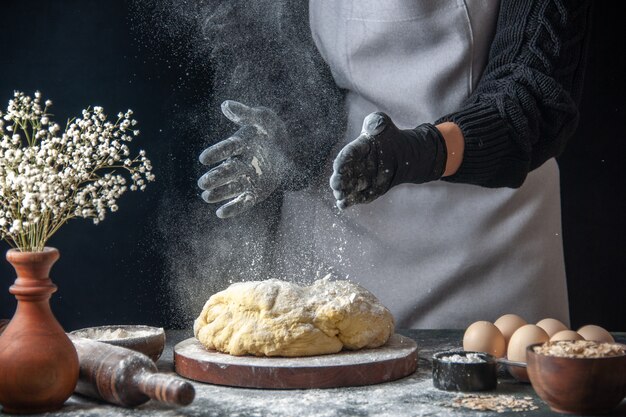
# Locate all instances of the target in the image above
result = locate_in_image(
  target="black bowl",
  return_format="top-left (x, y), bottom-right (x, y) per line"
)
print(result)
top-left (432, 350), bottom-right (497, 391)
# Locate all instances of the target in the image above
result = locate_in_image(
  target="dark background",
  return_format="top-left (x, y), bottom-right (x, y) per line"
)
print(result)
top-left (0, 1), bottom-right (623, 331)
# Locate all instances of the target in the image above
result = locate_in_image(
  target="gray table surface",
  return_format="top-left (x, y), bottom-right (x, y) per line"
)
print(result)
top-left (5, 330), bottom-right (625, 417)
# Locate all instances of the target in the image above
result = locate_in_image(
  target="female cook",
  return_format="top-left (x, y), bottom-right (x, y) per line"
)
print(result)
top-left (196, 0), bottom-right (591, 328)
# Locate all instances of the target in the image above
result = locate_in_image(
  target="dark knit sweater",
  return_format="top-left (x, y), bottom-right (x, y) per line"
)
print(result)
top-left (437, 0), bottom-right (592, 187)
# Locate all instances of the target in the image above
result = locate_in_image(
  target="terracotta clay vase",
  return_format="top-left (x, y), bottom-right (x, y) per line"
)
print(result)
top-left (0, 247), bottom-right (79, 414)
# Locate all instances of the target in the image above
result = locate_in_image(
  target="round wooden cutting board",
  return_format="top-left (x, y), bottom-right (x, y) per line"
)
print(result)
top-left (174, 334), bottom-right (418, 389)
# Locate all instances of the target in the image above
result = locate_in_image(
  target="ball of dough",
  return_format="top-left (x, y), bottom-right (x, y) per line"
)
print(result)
top-left (193, 278), bottom-right (395, 357)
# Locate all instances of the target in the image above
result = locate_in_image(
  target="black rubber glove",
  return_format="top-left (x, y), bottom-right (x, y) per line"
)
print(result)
top-left (330, 112), bottom-right (447, 210)
top-left (198, 100), bottom-right (289, 218)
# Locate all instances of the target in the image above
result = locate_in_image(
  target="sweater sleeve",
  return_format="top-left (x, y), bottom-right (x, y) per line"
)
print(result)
top-left (436, 0), bottom-right (592, 188)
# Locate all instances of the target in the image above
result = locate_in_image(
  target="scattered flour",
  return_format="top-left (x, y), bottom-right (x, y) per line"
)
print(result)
top-left (54, 330), bottom-right (548, 417)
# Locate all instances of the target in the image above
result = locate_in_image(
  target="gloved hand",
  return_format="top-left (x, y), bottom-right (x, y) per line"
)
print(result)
top-left (330, 112), bottom-right (447, 210)
top-left (198, 100), bottom-right (289, 218)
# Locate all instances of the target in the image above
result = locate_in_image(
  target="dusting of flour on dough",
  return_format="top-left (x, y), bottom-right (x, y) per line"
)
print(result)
top-left (193, 276), bottom-right (395, 357)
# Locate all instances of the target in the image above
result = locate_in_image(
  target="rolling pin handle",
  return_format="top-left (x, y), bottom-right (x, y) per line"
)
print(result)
top-left (136, 371), bottom-right (195, 406)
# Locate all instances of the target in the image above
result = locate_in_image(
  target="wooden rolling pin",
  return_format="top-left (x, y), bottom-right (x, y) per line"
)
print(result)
top-left (2, 322), bottom-right (194, 407)
top-left (69, 335), bottom-right (195, 407)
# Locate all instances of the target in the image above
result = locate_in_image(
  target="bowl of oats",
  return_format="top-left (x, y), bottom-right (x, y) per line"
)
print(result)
top-left (527, 340), bottom-right (626, 415)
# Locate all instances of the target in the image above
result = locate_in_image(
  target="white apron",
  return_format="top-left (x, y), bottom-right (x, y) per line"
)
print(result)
top-left (276, 0), bottom-right (569, 328)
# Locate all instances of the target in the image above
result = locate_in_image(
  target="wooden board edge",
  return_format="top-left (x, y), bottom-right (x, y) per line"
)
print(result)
top-left (174, 337), bottom-right (418, 389)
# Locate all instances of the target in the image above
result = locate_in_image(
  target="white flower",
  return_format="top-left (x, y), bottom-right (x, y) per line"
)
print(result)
top-left (0, 92), bottom-right (153, 251)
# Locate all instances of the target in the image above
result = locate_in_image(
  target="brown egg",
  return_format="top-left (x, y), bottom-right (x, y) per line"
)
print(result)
top-left (577, 325), bottom-right (615, 343)
top-left (536, 318), bottom-right (568, 337)
top-left (494, 314), bottom-right (527, 346)
top-left (463, 321), bottom-right (506, 358)
top-left (550, 330), bottom-right (584, 342)
top-left (507, 324), bottom-right (549, 363)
